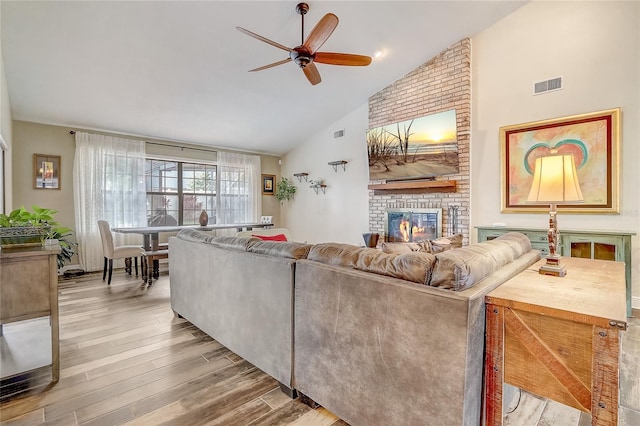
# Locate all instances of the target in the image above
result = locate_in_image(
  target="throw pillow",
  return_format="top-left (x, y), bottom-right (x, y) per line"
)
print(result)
top-left (434, 233), bottom-right (463, 248)
top-left (248, 241), bottom-right (312, 259)
top-left (380, 242), bottom-right (421, 254)
top-left (381, 234), bottom-right (463, 255)
top-left (252, 233), bottom-right (288, 242)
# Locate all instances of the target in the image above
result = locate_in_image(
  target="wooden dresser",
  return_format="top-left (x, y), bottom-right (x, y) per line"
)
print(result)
top-left (0, 244), bottom-right (61, 381)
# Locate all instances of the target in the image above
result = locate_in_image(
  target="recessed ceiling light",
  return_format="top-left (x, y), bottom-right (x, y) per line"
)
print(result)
top-left (374, 50), bottom-right (384, 58)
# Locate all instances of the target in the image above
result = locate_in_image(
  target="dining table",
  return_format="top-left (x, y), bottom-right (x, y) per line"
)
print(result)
top-left (111, 223), bottom-right (273, 284)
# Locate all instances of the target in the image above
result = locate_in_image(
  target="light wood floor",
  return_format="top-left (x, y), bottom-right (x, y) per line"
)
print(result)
top-left (1, 268), bottom-right (638, 425)
top-left (0, 270), bottom-right (346, 426)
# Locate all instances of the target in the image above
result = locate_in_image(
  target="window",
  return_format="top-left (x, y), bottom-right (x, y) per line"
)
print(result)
top-left (145, 159), bottom-right (217, 225)
top-left (217, 165), bottom-right (249, 224)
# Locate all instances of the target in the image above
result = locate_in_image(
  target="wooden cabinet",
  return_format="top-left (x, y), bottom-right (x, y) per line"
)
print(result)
top-left (478, 227), bottom-right (551, 257)
top-left (0, 245), bottom-right (61, 381)
top-left (476, 226), bottom-right (635, 316)
top-left (565, 234), bottom-right (623, 262)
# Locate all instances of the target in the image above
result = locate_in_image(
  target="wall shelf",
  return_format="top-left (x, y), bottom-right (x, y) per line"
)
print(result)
top-left (368, 180), bottom-right (457, 194)
top-left (311, 184), bottom-right (327, 194)
top-left (293, 173), bottom-right (309, 182)
top-left (328, 160), bottom-right (348, 172)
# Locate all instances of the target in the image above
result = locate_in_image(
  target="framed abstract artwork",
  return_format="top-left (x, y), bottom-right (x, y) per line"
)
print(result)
top-left (33, 153), bottom-right (61, 190)
top-left (500, 108), bottom-right (620, 213)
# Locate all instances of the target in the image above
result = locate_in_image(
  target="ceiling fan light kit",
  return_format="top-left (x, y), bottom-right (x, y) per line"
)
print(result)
top-left (236, 2), bottom-right (372, 85)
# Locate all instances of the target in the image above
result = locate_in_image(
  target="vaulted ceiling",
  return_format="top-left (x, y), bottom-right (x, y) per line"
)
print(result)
top-left (1, 1), bottom-right (526, 155)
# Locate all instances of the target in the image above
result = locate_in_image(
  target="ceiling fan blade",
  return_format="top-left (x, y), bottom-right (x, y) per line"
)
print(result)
top-left (303, 13), bottom-right (338, 54)
top-left (248, 58), bottom-right (292, 72)
top-left (314, 52), bottom-right (372, 66)
top-left (236, 27), bottom-right (291, 52)
top-left (303, 62), bottom-right (321, 85)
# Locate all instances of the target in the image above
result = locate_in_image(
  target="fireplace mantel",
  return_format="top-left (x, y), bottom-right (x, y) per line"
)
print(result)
top-left (368, 180), bottom-right (456, 194)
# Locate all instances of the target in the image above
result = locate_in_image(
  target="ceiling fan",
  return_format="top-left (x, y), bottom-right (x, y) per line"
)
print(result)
top-left (236, 2), bottom-right (372, 86)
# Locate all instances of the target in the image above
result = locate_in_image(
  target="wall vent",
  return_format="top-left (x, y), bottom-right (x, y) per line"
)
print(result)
top-left (333, 129), bottom-right (345, 138)
top-left (534, 77), bottom-right (562, 95)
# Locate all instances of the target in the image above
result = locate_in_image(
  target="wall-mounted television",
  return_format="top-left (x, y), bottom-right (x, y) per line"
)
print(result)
top-left (367, 109), bottom-right (459, 181)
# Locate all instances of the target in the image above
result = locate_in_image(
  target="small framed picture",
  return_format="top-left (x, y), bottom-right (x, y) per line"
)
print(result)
top-left (262, 174), bottom-right (275, 195)
top-left (33, 154), bottom-right (61, 190)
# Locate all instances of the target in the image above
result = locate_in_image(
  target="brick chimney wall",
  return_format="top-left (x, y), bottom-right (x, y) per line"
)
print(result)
top-left (368, 38), bottom-right (471, 244)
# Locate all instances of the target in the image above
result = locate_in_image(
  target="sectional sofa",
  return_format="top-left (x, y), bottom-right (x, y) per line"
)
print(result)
top-left (169, 229), bottom-right (540, 425)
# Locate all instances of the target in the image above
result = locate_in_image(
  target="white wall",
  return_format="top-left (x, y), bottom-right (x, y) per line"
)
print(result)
top-left (281, 104), bottom-right (370, 245)
top-left (472, 1), bottom-right (640, 307)
top-left (1, 50), bottom-right (12, 213)
top-left (282, 1), bottom-right (640, 308)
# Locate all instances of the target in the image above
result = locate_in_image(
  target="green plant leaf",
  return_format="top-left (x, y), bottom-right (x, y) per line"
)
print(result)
top-left (1, 206), bottom-right (75, 268)
top-left (274, 177), bottom-right (297, 202)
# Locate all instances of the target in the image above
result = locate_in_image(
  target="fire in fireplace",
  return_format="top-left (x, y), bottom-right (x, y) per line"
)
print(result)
top-left (385, 208), bottom-right (442, 242)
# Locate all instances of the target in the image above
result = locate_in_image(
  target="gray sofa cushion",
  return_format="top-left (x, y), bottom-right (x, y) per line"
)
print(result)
top-left (355, 249), bottom-right (436, 285)
top-left (308, 244), bottom-right (436, 285)
top-left (308, 243), bottom-right (366, 268)
top-left (176, 228), bottom-right (214, 244)
top-left (248, 241), bottom-right (313, 259)
top-left (209, 236), bottom-right (259, 251)
top-left (491, 231), bottom-right (532, 258)
top-left (430, 232), bottom-right (532, 291)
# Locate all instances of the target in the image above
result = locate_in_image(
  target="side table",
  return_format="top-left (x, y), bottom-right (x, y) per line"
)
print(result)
top-left (0, 244), bottom-right (61, 382)
top-left (484, 257), bottom-right (627, 425)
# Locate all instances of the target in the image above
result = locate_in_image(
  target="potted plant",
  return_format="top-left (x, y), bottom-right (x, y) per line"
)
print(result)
top-left (0, 206), bottom-right (53, 247)
top-left (274, 177), bottom-right (297, 204)
top-left (0, 205), bottom-right (77, 269)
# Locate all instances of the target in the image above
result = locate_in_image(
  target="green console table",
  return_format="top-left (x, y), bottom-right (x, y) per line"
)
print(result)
top-left (476, 226), bottom-right (635, 317)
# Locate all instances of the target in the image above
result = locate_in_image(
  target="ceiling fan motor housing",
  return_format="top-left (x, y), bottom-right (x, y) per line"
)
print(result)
top-left (291, 48), bottom-right (312, 68)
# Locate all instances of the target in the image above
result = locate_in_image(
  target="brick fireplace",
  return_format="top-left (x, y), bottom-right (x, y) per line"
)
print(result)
top-left (368, 38), bottom-right (470, 244)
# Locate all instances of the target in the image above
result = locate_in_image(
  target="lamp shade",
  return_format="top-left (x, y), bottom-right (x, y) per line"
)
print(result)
top-left (527, 154), bottom-right (584, 203)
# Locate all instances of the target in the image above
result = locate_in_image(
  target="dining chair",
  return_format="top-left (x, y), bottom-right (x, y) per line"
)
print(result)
top-left (97, 220), bottom-right (143, 285)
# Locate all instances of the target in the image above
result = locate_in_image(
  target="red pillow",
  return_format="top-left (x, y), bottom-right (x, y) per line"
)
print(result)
top-left (252, 233), bottom-right (288, 242)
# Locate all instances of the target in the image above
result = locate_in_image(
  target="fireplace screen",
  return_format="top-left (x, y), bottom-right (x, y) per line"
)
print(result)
top-left (386, 209), bottom-right (441, 242)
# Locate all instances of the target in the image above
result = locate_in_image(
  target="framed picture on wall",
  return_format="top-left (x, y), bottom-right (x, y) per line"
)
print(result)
top-left (262, 174), bottom-right (275, 195)
top-left (33, 153), bottom-right (61, 190)
top-left (500, 108), bottom-right (620, 214)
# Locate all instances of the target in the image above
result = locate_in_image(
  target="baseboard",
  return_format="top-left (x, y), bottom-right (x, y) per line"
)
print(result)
top-left (59, 264), bottom-right (83, 275)
top-left (632, 296), bottom-right (640, 312)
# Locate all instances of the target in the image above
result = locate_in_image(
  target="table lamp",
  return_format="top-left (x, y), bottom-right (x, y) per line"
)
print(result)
top-left (527, 153), bottom-right (584, 277)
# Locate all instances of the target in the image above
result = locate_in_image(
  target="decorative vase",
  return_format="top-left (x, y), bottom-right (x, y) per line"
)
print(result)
top-left (362, 233), bottom-right (380, 248)
top-left (199, 210), bottom-right (209, 226)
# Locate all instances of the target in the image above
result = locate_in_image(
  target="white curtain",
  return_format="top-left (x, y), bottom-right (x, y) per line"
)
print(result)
top-left (217, 151), bottom-right (261, 232)
top-left (0, 133), bottom-right (7, 214)
top-left (73, 132), bottom-right (147, 272)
